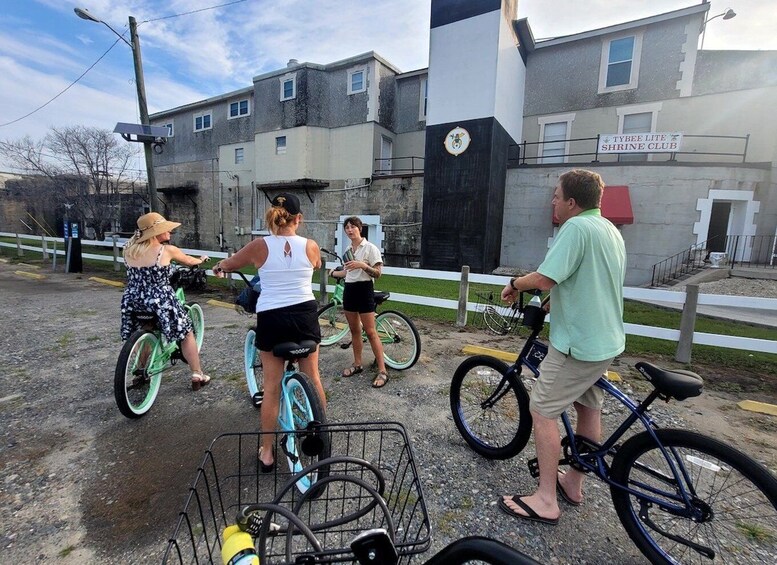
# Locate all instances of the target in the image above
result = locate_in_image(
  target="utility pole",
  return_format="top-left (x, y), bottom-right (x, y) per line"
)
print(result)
top-left (128, 16), bottom-right (158, 212)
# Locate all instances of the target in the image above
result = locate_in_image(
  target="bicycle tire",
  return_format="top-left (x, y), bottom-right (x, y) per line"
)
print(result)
top-left (610, 428), bottom-right (777, 564)
top-left (450, 355), bottom-right (532, 459)
top-left (114, 330), bottom-right (162, 419)
top-left (280, 372), bottom-right (330, 494)
top-left (317, 301), bottom-right (349, 347)
top-left (244, 328), bottom-right (263, 407)
top-left (376, 310), bottom-right (421, 370)
top-left (186, 302), bottom-right (204, 351)
top-left (482, 305), bottom-right (510, 336)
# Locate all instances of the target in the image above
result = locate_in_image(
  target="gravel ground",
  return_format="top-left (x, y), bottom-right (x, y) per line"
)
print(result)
top-left (673, 274), bottom-right (777, 298)
top-left (0, 263), bottom-right (774, 564)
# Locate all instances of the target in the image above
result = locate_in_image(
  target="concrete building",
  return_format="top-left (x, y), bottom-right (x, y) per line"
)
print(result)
top-left (148, 0), bottom-right (777, 285)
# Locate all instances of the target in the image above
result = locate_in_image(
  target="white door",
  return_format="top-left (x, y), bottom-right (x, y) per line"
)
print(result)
top-left (379, 136), bottom-right (393, 174)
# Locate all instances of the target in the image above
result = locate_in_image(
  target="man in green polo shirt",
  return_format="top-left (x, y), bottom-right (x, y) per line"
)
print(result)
top-left (498, 169), bottom-right (626, 525)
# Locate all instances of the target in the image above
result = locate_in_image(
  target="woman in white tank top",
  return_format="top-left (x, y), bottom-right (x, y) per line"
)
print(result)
top-left (213, 193), bottom-right (324, 470)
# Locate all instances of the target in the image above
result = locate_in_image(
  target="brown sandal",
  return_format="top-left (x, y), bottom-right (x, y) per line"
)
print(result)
top-left (372, 371), bottom-right (388, 388)
top-left (191, 372), bottom-right (211, 391)
top-left (341, 365), bottom-right (363, 378)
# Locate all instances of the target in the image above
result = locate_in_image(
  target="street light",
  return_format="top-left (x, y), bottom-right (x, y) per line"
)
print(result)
top-left (74, 8), bottom-right (159, 212)
top-left (700, 8), bottom-right (736, 50)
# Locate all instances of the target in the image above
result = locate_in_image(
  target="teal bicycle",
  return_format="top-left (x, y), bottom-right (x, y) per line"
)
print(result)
top-left (238, 275), bottom-right (331, 494)
top-left (114, 266), bottom-right (205, 419)
top-left (317, 248), bottom-right (421, 370)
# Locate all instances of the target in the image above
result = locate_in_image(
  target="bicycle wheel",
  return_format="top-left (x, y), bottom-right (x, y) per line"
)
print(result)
top-left (244, 328), bottom-right (263, 407)
top-left (186, 302), bottom-right (204, 351)
top-left (483, 305), bottom-right (510, 335)
top-left (280, 372), bottom-right (330, 494)
top-left (450, 355), bottom-right (532, 459)
top-left (114, 330), bottom-right (162, 419)
top-left (376, 310), bottom-right (421, 370)
top-left (610, 428), bottom-right (777, 564)
top-left (317, 302), bottom-right (349, 347)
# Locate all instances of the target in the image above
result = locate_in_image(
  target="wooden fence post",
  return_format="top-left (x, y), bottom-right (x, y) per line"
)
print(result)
top-left (319, 266), bottom-right (328, 305)
top-left (41, 235), bottom-right (49, 261)
top-left (675, 284), bottom-right (699, 363)
top-left (113, 235), bottom-right (120, 272)
top-left (457, 265), bottom-right (470, 327)
top-left (16, 233), bottom-right (23, 257)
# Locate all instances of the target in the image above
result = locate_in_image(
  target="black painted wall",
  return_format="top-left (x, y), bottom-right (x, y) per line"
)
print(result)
top-left (420, 117), bottom-right (511, 272)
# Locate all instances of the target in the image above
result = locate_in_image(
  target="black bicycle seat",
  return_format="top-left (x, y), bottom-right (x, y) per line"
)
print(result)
top-left (635, 362), bottom-right (704, 400)
top-left (374, 291), bottom-right (390, 305)
top-left (273, 340), bottom-right (318, 360)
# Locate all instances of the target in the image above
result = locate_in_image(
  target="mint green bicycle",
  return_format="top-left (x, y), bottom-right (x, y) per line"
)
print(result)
top-left (114, 266), bottom-right (205, 419)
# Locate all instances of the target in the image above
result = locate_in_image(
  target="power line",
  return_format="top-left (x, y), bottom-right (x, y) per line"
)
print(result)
top-left (0, 37), bottom-right (123, 129)
top-left (142, 0), bottom-right (248, 23)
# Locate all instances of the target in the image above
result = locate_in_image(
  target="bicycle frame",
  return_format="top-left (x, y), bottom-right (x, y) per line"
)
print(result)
top-left (136, 286), bottom-right (192, 376)
top-left (513, 332), bottom-right (705, 520)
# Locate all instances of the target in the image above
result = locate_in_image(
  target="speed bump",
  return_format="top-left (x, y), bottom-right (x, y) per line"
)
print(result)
top-left (208, 298), bottom-right (235, 309)
top-left (89, 277), bottom-right (124, 288)
top-left (461, 345), bottom-right (517, 363)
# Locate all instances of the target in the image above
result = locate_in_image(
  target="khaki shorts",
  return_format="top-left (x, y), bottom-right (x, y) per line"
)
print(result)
top-left (529, 345), bottom-right (614, 419)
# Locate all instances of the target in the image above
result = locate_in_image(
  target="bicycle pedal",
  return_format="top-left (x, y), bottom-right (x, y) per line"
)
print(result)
top-left (350, 529), bottom-right (398, 565)
top-left (527, 458), bottom-right (540, 478)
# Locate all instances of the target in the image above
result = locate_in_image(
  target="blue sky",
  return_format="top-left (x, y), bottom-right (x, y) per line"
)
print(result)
top-left (1, 0), bottom-right (774, 178)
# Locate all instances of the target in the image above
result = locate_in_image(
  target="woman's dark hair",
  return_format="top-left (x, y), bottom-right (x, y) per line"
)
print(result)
top-left (343, 216), bottom-right (363, 230)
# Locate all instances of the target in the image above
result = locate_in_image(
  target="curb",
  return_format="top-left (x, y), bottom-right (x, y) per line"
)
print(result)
top-left (14, 270), bottom-right (45, 280)
top-left (207, 298), bottom-right (235, 309)
top-left (89, 276), bottom-right (125, 288)
top-left (737, 400), bottom-right (777, 417)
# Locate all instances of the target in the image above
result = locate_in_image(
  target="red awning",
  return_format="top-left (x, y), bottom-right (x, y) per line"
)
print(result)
top-left (552, 185), bottom-right (634, 225)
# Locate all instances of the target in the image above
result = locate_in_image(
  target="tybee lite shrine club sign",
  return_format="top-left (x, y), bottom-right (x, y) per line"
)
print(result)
top-left (598, 132), bottom-right (683, 154)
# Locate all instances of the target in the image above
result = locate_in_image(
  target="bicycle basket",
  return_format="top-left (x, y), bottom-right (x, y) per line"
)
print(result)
top-left (474, 291), bottom-right (522, 336)
top-left (162, 422), bottom-right (431, 564)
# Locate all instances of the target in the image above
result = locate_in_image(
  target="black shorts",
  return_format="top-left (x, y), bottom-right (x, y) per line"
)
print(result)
top-left (343, 280), bottom-right (376, 314)
top-left (255, 300), bottom-right (321, 352)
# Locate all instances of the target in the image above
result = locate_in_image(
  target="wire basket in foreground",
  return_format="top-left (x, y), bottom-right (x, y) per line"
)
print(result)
top-left (162, 422), bottom-right (431, 564)
top-left (473, 291), bottom-right (523, 336)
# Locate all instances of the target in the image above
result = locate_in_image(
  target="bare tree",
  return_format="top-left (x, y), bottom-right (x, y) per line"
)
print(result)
top-left (1, 126), bottom-right (137, 239)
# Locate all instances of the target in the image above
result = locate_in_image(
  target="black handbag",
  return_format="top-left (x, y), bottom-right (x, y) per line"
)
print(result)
top-left (236, 274), bottom-right (261, 313)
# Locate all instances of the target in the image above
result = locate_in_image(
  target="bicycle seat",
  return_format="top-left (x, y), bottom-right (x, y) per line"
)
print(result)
top-left (273, 340), bottom-right (318, 360)
top-left (635, 362), bottom-right (703, 400)
top-left (373, 291), bottom-right (390, 305)
top-left (131, 311), bottom-right (158, 324)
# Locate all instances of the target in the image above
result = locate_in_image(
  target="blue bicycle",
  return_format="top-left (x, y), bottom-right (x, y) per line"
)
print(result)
top-left (450, 292), bottom-right (777, 564)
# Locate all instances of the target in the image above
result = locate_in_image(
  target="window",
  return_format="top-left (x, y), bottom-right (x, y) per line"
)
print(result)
top-left (235, 147), bottom-right (244, 164)
top-left (193, 112), bottom-right (212, 132)
top-left (616, 102), bottom-right (661, 162)
top-left (275, 136), bottom-right (287, 155)
top-left (348, 69), bottom-right (366, 95)
top-left (598, 31), bottom-right (643, 93)
top-left (280, 75), bottom-right (296, 101)
top-left (229, 99), bottom-right (249, 118)
top-left (164, 123), bottom-right (174, 137)
top-left (419, 77), bottom-right (428, 121)
top-left (537, 113), bottom-right (575, 164)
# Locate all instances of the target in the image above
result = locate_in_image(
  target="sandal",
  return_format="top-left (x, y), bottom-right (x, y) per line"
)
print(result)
top-left (372, 371), bottom-right (388, 388)
top-left (341, 365), bottom-right (363, 378)
top-left (257, 446), bottom-right (275, 473)
top-left (191, 372), bottom-right (211, 391)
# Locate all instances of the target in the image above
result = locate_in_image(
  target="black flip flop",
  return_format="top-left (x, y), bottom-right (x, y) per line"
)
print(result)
top-left (557, 472), bottom-right (582, 506)
top-left (497, 495), bottom-right (559, 525)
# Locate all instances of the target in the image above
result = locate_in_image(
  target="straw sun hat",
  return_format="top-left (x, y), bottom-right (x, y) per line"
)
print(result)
top-left (135, 212), bottom-right (181, 242)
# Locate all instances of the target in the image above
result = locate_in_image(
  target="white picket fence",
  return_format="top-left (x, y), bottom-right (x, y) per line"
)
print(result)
top-left (2, 232), bottom-right (776, 356)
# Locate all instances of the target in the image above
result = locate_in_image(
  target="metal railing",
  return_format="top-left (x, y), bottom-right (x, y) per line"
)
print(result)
top-left (651, 237), bottom-right (720, 287)
top-left (511, 133), bottom-right (750, 166)
top-left (651, 233), bottom-right (777, 286)
top-left (373, 156), bottom-right (424, 175)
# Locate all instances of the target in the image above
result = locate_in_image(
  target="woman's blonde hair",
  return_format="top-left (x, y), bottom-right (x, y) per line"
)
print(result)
top-left (123, 236), bottom-right (154, 261)
top-left (265, 206), bottom-right (300, 235)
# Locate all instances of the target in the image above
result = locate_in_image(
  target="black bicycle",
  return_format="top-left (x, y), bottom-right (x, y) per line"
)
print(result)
top-left (450, 291), bottom-right (777, 564)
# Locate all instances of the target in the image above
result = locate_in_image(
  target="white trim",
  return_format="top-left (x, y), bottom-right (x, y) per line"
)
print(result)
top-left (280, 73), bottom-right (296, 101)
top-left (694, 189), bottom-right (760, 262)
top-left (193, 111), bottom-right (212, 132)
top-left (419, 76), bottom-right (428, 121)
top-left (228, 98), bottom-right (250, 119)
top-left (347, 68), bottom-right (367, 95)
top-left (275, 136), bottom-right (287, 155)
top-left (537, 113), bottom-right (575, 164)
top-left (598, 29), bottom-right (644, 94)
top-left (616, 102), bottom-right (661, 161)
